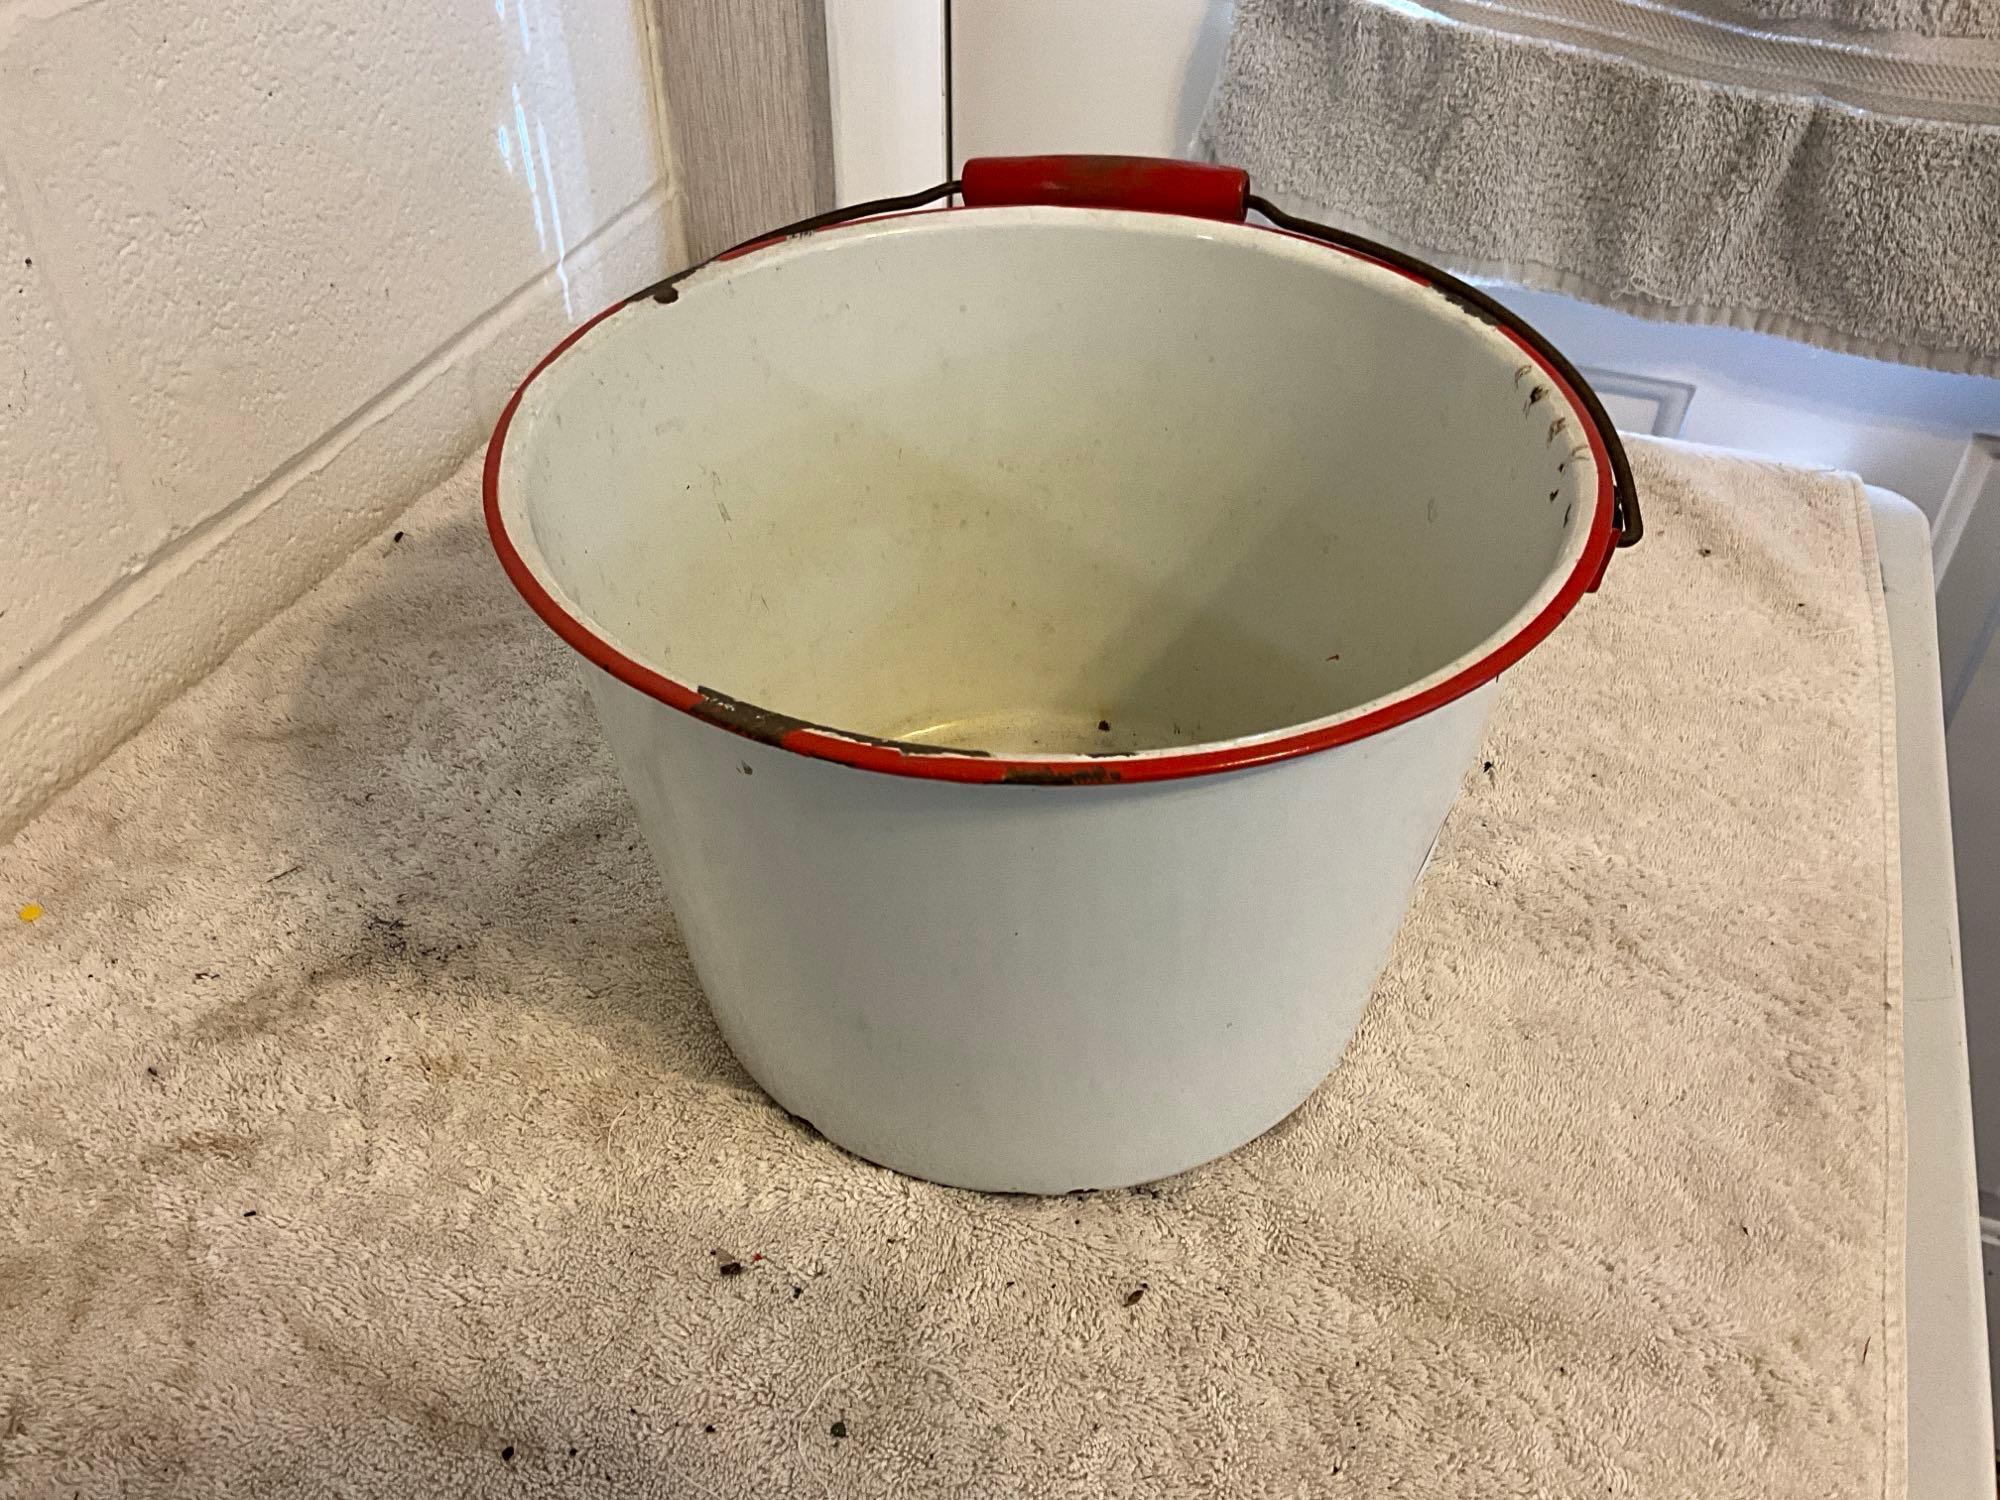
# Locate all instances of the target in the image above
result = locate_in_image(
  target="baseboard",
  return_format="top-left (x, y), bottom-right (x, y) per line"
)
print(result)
top-left (0, 182), bottom-right (682, 840)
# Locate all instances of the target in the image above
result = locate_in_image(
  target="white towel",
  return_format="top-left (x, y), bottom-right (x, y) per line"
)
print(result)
top-left (0, 442), bottom-right (1901, 1496)
top-left (1200, 0), bottom-right (2000, 373)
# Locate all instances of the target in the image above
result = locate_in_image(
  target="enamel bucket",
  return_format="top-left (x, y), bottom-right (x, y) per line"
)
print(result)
top-left (486, 156), bottom-right (1638, 1192)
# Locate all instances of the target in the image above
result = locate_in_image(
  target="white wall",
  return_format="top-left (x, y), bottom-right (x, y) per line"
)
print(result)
top-left (0, 0), bottom-right (685, 836)
top-left (824, 0), bottom-right (947, 204)
top-left (950, 0), bottom-right (1232, 172)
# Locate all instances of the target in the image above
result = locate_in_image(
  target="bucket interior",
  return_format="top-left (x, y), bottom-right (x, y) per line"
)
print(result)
top-left (496, 208), bottom-right (1601, 757)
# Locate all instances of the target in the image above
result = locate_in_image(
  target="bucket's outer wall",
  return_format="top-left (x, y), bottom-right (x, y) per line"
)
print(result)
top-left (589, 668), bottom-right (1495, 1192)
top-left (493, 200), bottom-right (1617, 1191)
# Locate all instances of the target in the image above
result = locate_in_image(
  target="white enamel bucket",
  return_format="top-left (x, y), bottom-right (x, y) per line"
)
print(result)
top-left (486, 156), bottom-right (1638, 1192)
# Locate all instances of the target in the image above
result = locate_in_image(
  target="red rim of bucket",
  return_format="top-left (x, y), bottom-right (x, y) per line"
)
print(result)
top-left (484, 207), bottom-right (1620, 788)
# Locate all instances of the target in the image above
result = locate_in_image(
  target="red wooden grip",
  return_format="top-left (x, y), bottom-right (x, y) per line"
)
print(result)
top-left (959, 155), bottom-right (1249, 222)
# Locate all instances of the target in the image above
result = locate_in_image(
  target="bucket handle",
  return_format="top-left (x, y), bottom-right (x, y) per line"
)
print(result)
top-left (630, 155), bottom-right (1641, 558)
top-left (959, 154), bottom-right (1250, 220)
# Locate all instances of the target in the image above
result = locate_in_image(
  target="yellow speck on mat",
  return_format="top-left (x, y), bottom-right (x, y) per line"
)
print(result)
top-left (17, 902), bottom-right (41, 922)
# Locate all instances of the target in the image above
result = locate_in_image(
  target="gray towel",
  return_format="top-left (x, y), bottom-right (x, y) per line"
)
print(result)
top-left (1199, 0), bottom-right (2000, 374)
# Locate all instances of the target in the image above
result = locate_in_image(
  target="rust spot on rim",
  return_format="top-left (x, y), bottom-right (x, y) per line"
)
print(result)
top-left (690, 688), bottom-right (814, 746)
top-left (693, 687), bottom-right (994, 760)
top-left (1428, 281), bottom-right (1504, 328)
top-left (1000, 764), bottom-right (1123, 786)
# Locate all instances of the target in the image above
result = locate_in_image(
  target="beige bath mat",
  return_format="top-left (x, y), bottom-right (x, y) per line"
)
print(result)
top-left (0, 438), bottom-right (1902, 1497)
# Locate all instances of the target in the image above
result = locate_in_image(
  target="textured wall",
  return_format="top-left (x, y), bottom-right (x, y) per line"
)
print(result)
top-left (0, 0), bottom-right (687, 835)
